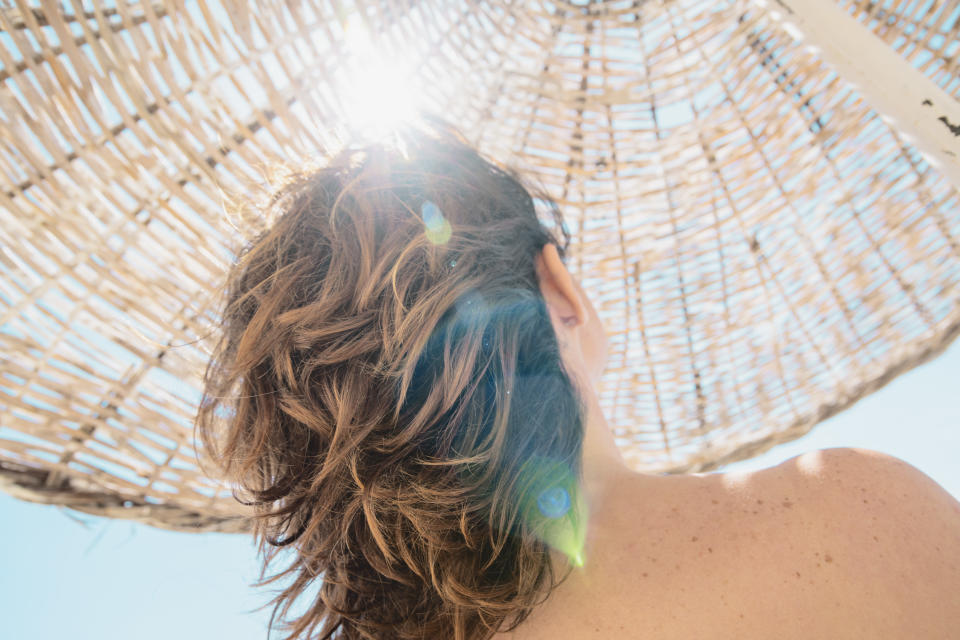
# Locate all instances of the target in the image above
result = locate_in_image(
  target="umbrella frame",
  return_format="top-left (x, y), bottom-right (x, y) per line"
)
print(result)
top-left (763, 0), bottom-right (960, 189)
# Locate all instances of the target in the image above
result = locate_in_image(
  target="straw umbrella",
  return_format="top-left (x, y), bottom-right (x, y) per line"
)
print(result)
top-left (0, 0), bottom-right (958, 533)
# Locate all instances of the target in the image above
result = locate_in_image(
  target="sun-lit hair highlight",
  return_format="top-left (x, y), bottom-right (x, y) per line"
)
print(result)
top-left (195, 116), bottom-right (587, 640)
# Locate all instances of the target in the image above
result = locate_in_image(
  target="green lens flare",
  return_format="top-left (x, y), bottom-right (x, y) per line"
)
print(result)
top-left (421, 200), bottom-right (452, 244)
top-left (517, 455), bottom-right (587, 568)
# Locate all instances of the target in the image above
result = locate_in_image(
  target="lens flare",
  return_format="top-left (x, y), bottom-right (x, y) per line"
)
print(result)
top-left (518, 455), bottom-right (588, 568)
top-left (537, 486), bottom-right (571, 519)
top-left (421, 200), bottom-right (452, 244)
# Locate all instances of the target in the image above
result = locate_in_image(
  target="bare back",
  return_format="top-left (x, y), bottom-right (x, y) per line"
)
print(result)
top-left (493, 451), bottom-right (923, 639)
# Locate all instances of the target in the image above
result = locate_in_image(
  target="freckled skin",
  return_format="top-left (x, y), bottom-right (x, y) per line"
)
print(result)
top-left (493, 446), bottom-right (933, 640)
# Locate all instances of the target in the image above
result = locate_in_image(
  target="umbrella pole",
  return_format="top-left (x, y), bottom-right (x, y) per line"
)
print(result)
top-left (755, 0), bottom-right (960, 191)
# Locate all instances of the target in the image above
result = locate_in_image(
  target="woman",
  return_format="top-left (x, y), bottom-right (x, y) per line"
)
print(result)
top-left (196, 117), bottom-right (960, 639)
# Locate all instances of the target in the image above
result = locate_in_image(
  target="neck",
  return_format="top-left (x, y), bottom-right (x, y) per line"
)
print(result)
top-left (572, 379), bottom-right (666, 557)
top-left (578, 382), bottom-right (632, 500)
top-left (540, 383), bottom-right (633, 571)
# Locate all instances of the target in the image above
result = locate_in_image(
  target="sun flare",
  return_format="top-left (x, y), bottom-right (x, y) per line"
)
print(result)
top-left (339, 13), bottom-right (426, 143)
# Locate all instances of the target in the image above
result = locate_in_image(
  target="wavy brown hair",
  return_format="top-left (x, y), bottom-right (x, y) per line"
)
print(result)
top-left (196, 117), bottom-right (588, 639)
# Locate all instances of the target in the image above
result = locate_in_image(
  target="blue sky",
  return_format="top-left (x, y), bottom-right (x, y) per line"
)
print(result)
top-left (2, 336), bottom-right (957, 640)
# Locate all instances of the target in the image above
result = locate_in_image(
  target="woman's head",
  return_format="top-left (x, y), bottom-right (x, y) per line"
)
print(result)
top-left (196, 118), bottom-right (590, 640)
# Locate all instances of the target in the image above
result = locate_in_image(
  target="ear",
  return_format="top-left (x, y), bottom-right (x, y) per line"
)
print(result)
top-left (535, 243), bottom-right (585, 328)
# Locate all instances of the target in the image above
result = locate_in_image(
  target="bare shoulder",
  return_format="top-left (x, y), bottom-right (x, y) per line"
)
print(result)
top-left (775, 447), bottom-right (960, 637)
top-left (777, 446), bottom-right (960, 531)
top-left (496, 450), bottom-right (959, 639)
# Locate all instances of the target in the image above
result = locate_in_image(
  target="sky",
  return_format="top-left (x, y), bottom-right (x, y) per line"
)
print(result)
top-left (1, 335), bottom-right (958, 640)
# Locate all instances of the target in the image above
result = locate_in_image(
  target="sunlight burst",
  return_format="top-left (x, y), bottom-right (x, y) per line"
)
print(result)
top-left (339, 13), bottom-right (426, 143)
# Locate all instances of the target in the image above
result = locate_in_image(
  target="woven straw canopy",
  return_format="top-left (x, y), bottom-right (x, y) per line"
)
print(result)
top-left (2, 0), bottom-right (959, 533)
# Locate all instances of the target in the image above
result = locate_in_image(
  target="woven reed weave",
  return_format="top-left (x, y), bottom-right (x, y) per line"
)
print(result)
top-left (1, 0), bottom-right (958, 533)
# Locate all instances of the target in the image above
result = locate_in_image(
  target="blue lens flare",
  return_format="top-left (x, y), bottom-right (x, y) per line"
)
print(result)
top-left (515, 454), bottom-right (588, 567)
top-left (421, 200), bottom-right (443, 228)
top-left (421, 200), bottom-right (451, 244)
top-left (537, 486), bottom-right (571, 519)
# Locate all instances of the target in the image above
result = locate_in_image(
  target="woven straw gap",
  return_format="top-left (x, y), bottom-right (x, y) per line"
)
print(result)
top-left (835, 127), bottom-right (941, 330)
top-left (0, 0), bottom-right (332, 197)
top-left (0, 213), bottom-right (214, 365)
top-left (0, 3), bottom-right (168, 83)
top-left (570, 14), bottom-right (598, 274)
top-left (631, 7), bottom-right (686, 461)
top-left (0, 411), bottom-right (171, 492)
top-left (0, 460), bottom-right (255, 533)
top-left (863, 140), bottom-right (960, 288)
top-left (0, 438), bottom-right (231, 507)
top-left (727, 13), bottom-right (873, 363)
top-left (470, 1), bottom-right (558, 186)
top-left (4, 439), bottom-right (163, 495)
top-left (695, 6), bottom-right (812, 415)
top-left (634, 9), bottom-right (716, 452)
top-left (40, 345), bottom-right (171, 490)
top-left (704, 157), bottom-right (749, 416)
top-left (0, 42), bottom-right (171, 197)
top-left (668, 308), bottom-right (960, 474)
top-left (0, 281), bottom-right (207, 496)
top-left (114, 0), bottom-right (250, 182)
top-left (510, 3), bottom-right (584, 272)
top-left (631, 257), bottom-right (674, 460)
top-left (841, 2), bottom-right (960, 263)
top-left (3, 3), bottom-right (143, 30)
top-left (892, 0), bottom-right (960, 75)
top-left (168, 3), bottom-right (388, 175)
top-left (852, 0), bottom-right (959, 70)
top-left (892, 133), bottom-right (960, 260)
top-left (0, 390), bottom-right (202, 491)
top-left (2, 349), bottom-right (200, 455)
top-left (595, 12), bottom-right (636, 428)
top-left (672, 4), bottom-right (810, 427)
top-left (0, 7), bottom-right (78, 114)
top-left (0, 209), bottom-right (141, 328)
top-left (716, 5), bottom-right (939, 385)
top-left (0, 410), bottom-right (233, 503)
top-left (88, 4), bottom-right (242, 190)
top-left (512, 3), bottom-right (566, 185)
top-left (686, 4), bottom-right (835, 427)
top-left (5, 77), bottom-right (326, 341)
top-left (660, 3), bottom-right (759, 437)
